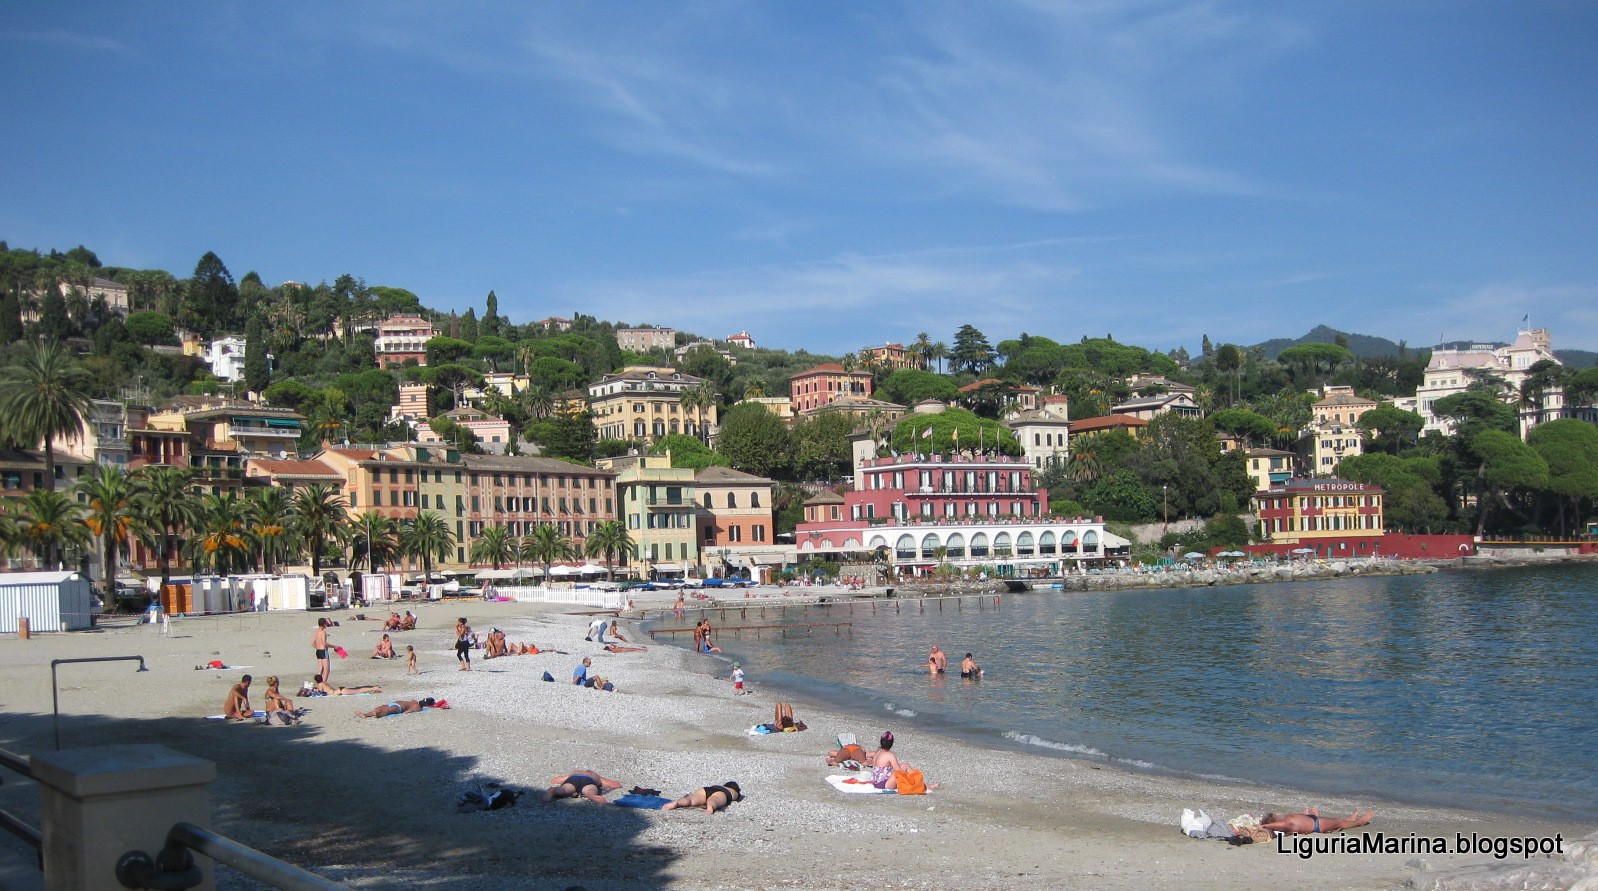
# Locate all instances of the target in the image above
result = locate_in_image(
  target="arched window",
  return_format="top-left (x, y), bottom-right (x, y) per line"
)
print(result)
top-left (970, 532), bottom-right (990, 558)
top-left (1039, 531), bottom-right (1056, 555)
top-left (993, 532), bottom-right (1012, 556)
top-left (1017, 531), bottom-right (1035, 556)
top-left (703, 494), bottom-right (712, 508)
top-left (751, 492), bottom-right (760, 508)
top-left (1060, 530), bottom-right (1078, 553)
top-left (895, 534), bottom-right (916, 560)
top-left (727, 493), bottom-right (737, 508)
top-left (920, 533), bottom-right (941, 560)
top-left (945, 533), bottom-right (966, 558)
top-left (1082, 530), bottom-right (1100, 553)
top-left (868, 536), bottom-right (888, 552)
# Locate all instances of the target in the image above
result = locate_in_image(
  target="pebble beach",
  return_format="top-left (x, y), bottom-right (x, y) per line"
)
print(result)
top-left (2, 593), bottom-right (1595, 891)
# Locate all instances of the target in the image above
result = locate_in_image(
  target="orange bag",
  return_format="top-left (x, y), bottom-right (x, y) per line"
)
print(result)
top-left (894, 768), bottom-right (927, 795)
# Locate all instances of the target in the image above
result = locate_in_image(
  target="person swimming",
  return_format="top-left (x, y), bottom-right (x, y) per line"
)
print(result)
top-left (959, 653), bottom-right (983, 679)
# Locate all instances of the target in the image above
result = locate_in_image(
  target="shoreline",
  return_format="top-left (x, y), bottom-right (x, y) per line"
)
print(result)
top-left (2, 599), bottom-right (1594, 890)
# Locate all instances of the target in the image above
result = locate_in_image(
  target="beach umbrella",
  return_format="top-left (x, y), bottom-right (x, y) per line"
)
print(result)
top-left (1182, 552), bottom-right (1205, 560)
top-left (548, 565), bottom-right (577, 576)
top-left (577, 562), bottom-right (606, 574)
top-left (1290, 547), bottom-right (1315, 555)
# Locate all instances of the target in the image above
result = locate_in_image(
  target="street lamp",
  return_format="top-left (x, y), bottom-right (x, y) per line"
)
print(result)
top-left (1162, 484), bottom-right (1169, 535)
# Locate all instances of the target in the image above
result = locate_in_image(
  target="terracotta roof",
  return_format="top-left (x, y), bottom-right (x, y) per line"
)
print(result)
top-left (1069, 414), bottom-right (1149, 434)
top-left (803, 490), bottom-right (845, 505)
top-left (694, 466), bottom-right (772, 484)
top-left (958, 378), bottom-right (1007, 393)
top-left (247, 459), bottom-right (342, 479)
top-left (791, 363), bottom-right (848, 376)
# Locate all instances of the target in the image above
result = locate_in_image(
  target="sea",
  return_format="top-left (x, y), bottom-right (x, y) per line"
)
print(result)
top-left (673, 563), bottom-right (1598, 823)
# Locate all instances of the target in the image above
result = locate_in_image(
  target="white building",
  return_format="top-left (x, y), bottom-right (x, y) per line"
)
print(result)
top-left (204, 336), bottom-right (247, 383)
top-left (1005, 394), bottom-right (1072, 470)
top-left (1414, 327), bottom-right (1562, 437)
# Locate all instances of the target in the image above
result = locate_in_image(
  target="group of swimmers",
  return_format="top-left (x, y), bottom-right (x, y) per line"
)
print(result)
top-left (926, 645), bottom-right (983, 679)
top-left (543, 771), bottom-right (744, 814)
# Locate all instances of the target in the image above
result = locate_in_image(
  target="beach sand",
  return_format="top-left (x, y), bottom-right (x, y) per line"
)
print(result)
top-left (1, 596), bottom-right (1592, 890)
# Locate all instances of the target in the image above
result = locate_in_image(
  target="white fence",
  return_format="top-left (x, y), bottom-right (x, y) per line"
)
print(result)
top-left (490, 585), bottom-right (627, 610)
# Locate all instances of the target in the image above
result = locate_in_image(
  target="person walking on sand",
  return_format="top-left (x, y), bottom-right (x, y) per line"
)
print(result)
top-left (313, 618), bottom-right (333, 684)
top-left (455, 617), bottom-right (472, 671)
top-left (406, 645), bottom-right (418, 674)
top-left (730, 662), bottom-right (746, 695)
top-left (223, 675), bottom-right (253, 720)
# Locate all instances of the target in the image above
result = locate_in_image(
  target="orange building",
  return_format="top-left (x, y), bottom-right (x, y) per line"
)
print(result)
top-left (790, 363), bottom-right (874, 414)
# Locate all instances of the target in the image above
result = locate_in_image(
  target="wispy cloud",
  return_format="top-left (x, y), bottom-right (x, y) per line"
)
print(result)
top-left (1396, 283), bottom-right (1598, 349)
top-left (1, 28), bottom-right (129, 54)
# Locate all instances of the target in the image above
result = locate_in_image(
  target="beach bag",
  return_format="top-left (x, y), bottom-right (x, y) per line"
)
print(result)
top-left (893, 768), bottom-right (927, 795)
top-left (542, 671), bottom-right (555, 682)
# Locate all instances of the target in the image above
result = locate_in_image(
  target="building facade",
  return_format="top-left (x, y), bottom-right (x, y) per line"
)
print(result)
top-left (789, 364), bottom-right (874, 414)
top-left (694, 466), bottom-right (778, 575)
top-left (1298, 386), bottom-right (1376, 473)
top-left (1005, 394), bottom-right (1072, 469)
top-left (203, 336), bottom-right (247, 383)
top-left (616, 327), bottom-right (676, 353)
top-left (1413, 327), bottom-right (1563, 437)
top-left (861, 342), bottom-right (922, 371)
top-left (373, 314), bottom-right (437, 368)
top-left (597, 452), bottom-right (698, 578)
top-left (1243, 448), bottom-right (1297, 493)
top-left (588, 366), bottom-right (718, 444)
top-left (1251, 478), bottom-right (1385, 547)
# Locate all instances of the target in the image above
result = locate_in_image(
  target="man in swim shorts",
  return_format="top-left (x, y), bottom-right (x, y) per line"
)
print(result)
top-left (928, 645), bottom-right (947, 675)
top-left (1259, 808), bottom-right (1373, 836)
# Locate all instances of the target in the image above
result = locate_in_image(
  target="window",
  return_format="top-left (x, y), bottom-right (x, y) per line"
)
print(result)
top-left (372, 490), bottom-right (382, 506)
top-left (753, 525), bottom-right (765, 542)
top-left (726, 493), bottom-right (737, 508)
top-left (729, 526), bottom-right (741, 543)
top-left (751, 492), bottom-right (760, 508)
top-left (704, 494), bottom-right (713, 508)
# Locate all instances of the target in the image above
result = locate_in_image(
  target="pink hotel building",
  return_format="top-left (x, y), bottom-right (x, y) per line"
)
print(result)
top-left (795, 453), bottom-right (1118, 574)
top-left (789, 363), bottom-right (874, 414)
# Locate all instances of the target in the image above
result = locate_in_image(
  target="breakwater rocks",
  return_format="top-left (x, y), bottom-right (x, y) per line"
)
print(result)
top-left (1051, 560), bottom-right (1438, 591)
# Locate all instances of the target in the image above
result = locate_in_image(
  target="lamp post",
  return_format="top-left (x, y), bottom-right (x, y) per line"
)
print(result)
top-left (1162, 484), bottom-right (1169, 535)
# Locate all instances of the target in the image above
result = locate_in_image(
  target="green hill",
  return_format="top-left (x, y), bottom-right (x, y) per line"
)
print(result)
top-left (1250, 325), bottom-right (1408, 360)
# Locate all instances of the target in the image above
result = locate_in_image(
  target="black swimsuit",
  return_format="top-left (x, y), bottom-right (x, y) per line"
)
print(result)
top-left (568, 775), bottom-right (600, 795)
top-left (701, 785), bottom-right (735, 806)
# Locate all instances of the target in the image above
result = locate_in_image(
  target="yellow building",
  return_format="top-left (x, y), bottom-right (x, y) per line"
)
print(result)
top-left (596, 452), bottom-right (698, 578)
top-left (588, 366), bottom-right (718, 444)
top-left (1299, 386), bottom-right (1377, 473)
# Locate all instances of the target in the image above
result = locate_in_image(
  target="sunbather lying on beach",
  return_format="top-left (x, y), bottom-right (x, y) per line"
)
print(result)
top-left (603, 643), bottom-right (647, 653)
top-left (543, 771), bottom-right (623, 803)
top-left (1259, 808), bottom-right (1373, 836)
top-left (826, 739), bottom-right (872, 767)
top-left (302, 675), bottom-right (383, 696)
top-left (354, 697), bottom-right (446, 719)
top-left (661, 781), bottom-right (742, 814)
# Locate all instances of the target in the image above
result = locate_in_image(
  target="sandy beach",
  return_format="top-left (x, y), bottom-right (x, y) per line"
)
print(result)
top-left (2, 594), bottom-right (1593, 891)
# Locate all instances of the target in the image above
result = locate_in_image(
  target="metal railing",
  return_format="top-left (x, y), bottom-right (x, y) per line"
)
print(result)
top-left (117, 822), bottom-right (343, 890)
top-left (0, 745), bottom-right (42, 871)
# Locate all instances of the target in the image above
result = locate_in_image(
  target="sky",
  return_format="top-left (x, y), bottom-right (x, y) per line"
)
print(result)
top-left (3, 1), bottom-right (1596, 357)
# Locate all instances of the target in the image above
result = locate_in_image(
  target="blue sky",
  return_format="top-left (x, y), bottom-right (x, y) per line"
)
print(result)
top-left (3, 2), bottom-right (1595, 356)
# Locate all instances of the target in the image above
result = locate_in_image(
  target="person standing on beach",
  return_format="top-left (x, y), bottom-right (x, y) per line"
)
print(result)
top-left (406, 645), bottom-right (418, 674)
top-left (730, 662), bottom-right (746, 695)
top-left (313, 619), bottom-right (332, 685)
top-left (455, 617), bottom-right (473, 671)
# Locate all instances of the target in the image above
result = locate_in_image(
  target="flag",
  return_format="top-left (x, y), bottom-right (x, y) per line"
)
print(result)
top-left (920, 425), bottom-right (933, 440)
top-left (951, 427), bottom-right (959, 444)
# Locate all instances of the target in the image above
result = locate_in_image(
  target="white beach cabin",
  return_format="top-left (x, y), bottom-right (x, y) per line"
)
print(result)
top-left (0, 571), bottom-right (96, 632)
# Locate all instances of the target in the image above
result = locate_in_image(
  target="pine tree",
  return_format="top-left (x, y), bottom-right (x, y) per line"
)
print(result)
top-left (244, 314), bottom-right (270, 395)
top-left (1201, 335), bottom-right (1213, 359)
top-left (484, 290), bottom-right (500, 336)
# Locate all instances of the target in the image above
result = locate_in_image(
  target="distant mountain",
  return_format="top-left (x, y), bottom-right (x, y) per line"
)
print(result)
top-left (1556, 349), bottom-right (1597, 369)
top-left (1250, 325), bottom-right (1408, 360)
top-left (1249, 325), bottom-right (1597, 368)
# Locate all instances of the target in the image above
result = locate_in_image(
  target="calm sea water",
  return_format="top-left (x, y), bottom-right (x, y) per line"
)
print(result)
top-left (680, 564), bottom-right (1598, 821)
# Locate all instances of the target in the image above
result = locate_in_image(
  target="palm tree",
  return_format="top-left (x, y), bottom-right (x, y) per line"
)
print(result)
top-left (522, 386), bottom-right (557, 422)
top-left (914, 332), bottom-right (933, 370)
top-left (291, 483), bottom-right (349, 578)
top-left (583, 520), bottom-right (636, 581)
top-left (132, 465), bottom-right (201, 591)
top-left (679, 380), bottom-right (719, 440)
top-left (0, 341), bottom-right (95, 492)
top-left (1066, 439), bottom-right (1104, 485)
top-left (471, 525), bottom-right (517, 570)
top-left (75, 464), bottom-right (139, 602)
top-left (189, 493), bottom-right (250, 575)
top-left (347, 511), bottom-right (399, 573)
top-left (242, 487), bottom-right (295, 574)
top-left (15, 489), bottom-right (89, 570)
top-left (520, 523), bottom-right (574, 581)
top-left (399, 511), bottom-right (454, 589)
top-left (930, 341), bottom-right (949, 375)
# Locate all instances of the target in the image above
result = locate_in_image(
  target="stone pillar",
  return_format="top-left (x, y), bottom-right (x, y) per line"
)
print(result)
top-left (31, 744), bottom-right (216, 891)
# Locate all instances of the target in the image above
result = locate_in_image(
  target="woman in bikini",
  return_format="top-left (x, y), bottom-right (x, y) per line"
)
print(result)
top-left (1259, 808), bottom-right (1373, 836)
top-left (263, 676), bottom-right (295, 713)
top-left (868, 732), bottom-right (939, 791)
top-left (354, 697), bottom-right (446, 719)
top-left (661, 781), bottom-right (742, 814)
top-left (455, 617), bottom-right (472, 671)
top-left (543, 770), bottom-right (623, 803)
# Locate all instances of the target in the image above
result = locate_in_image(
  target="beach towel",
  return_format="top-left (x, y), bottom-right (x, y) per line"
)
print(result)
top-left (613, 794), bottom-right (670, 809)
top-left (825, 774), bottom-right (894, 794)
top-left (205, 711), bottom-right (266, 720)
top-left (196, 662), bottom-right (252, 670)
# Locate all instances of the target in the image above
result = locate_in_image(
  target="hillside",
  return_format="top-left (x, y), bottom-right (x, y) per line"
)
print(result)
top-left (1250, 325), bottom-right (1408, 360)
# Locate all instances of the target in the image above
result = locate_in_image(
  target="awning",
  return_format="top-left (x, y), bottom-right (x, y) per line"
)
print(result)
top-left (653, 562), bottom-right (688, 573)
top-left (725, 556), bottom-right (753, 569)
